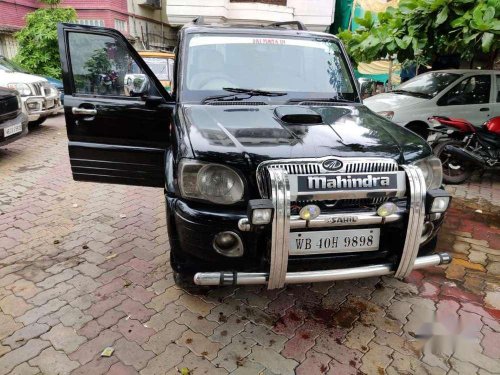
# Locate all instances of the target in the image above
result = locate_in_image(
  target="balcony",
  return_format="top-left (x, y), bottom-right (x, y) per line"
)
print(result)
top-left (139, 0), bottom-right (161, 10)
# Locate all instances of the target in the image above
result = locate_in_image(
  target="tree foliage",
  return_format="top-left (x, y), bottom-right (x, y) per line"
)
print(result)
top-left (339, 0), bottom-right (500, 65)
top-left (14, 0), bottom-right (76, 78)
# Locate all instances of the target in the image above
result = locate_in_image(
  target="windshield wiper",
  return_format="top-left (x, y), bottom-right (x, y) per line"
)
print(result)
top-left (286, 97), bottom-right (355, 104)
top-left (391, 89), bottom-right (432, 99)
top-left (202, 87), bottom-right (287, 103)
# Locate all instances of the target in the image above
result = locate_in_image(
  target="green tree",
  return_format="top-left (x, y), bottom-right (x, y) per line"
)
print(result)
top-left (338, 0), bottom-right (499, 68)
top-left (14, 0), bottom-right (76, 78)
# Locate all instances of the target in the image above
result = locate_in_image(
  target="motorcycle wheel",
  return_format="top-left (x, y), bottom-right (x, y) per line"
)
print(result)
top-left (433, 140), bottom-right (473, 184)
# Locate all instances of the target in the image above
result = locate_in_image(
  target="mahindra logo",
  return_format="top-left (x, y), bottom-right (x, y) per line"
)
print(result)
top-left (322, 159), bottom-right (343, 171)
top-left (307, 175), bottom-right (391, 190)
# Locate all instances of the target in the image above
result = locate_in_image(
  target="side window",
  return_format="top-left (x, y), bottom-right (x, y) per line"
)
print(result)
top-left (496, 75), bottom-right (500, 102)
top-left (67, 32), bottom-right (158, 97)
top-left (438, 75), bottom-right (491, 106)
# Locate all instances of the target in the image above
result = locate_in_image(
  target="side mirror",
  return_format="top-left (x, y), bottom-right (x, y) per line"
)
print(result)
top-left (358, 78), bottom-right (376, 98)
top-left (124, 73), bottom-right (150, 97)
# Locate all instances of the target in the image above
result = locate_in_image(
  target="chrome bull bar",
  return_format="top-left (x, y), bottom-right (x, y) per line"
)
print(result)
top-left (194, 253), bottom-right (452, 286)
top-left (194, 164), bottom-right (441, 288)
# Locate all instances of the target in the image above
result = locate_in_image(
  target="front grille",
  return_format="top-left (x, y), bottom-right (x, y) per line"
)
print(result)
top-left (31, 81), bottom-right (52, 97)
top-left (1, 96), bottom-right (19, 113)
top-left (257, 157), bottom-right (399, 201)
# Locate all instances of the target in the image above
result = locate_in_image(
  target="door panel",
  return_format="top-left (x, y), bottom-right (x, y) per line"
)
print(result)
top-left (58, 23), bottom-right (174, 187)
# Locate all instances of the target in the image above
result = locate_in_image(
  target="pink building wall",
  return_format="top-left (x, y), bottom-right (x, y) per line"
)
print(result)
top-left (0, 0), bottom-right (129, 34)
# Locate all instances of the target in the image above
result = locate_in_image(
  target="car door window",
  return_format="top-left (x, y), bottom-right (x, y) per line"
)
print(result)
top-left (439, 75), bottom-right (491, 106)
top-left (67, 32), bottom-right (158, 97)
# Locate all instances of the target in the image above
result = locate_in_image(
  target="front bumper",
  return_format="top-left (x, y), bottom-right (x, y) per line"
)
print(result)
top-left (170, 164), bottom-right (450, 289)
top-left (0, 112), bottom-right (28, 146)
top-left (21, 95), bottom-right (62, 122)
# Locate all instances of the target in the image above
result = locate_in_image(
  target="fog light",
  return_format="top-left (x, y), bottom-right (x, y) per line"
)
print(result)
top-left (299, 205), bottom-right (321, 221)
top-left (213, 231), bottom-right (243, 257)
top-left (252, 209), bottom-right (273, 225)
top-left (426, 189), bottom-right (451, 213)
top-left (247, 199), bottom-right (274, 225)
top-left (430, 197), bottom-right (450, 213)
top-left (376, 202), bottom-right (397, 217)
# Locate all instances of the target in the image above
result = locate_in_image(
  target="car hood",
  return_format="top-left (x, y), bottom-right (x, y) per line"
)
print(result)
top-left (181, 104), bottom-right (430, 168)
top-left (364, 92), bottom-right (429, 112)
top-left (0, 71), bottom-right (47, 84)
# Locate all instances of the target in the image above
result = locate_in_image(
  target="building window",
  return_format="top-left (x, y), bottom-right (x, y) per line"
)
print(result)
top-left (230, 0), bottom-right (287, 5)
top-left (76, 19), bottom-right (105, 27)
top-left (115, 19), bottom-right (127, 32)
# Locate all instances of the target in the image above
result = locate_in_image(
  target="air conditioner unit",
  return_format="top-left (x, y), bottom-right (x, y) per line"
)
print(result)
top-left (139, 0), bottom-right (161, 10)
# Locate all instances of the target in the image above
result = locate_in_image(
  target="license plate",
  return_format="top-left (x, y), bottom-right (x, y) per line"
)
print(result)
top-left (4, 123), bottom-right (22, 137)
top-left (290, 228), bottom-right (380, 255)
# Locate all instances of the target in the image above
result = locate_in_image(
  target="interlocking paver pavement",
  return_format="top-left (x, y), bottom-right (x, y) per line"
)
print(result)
top-left (1, 115), bottom-right (499, 374)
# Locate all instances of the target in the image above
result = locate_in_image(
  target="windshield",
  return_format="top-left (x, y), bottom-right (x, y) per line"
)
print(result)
top-left (0, 56), bottom-right (27, 73)
top-left (397, 72), bottom-right (461, 98)
top-left (131, 57), bottom-right (174, 81)
top-left (182, 34), bottom-right (357, 102)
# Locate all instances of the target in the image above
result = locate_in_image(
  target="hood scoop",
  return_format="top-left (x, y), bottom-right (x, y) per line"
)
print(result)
top-left (275, 106), bottom-right (323, 125)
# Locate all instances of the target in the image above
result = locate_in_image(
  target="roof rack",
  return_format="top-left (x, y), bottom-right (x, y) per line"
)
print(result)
top-left (268, 21), bottom-right (307, 31)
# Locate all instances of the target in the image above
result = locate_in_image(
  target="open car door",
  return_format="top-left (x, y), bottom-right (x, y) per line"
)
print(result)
top-left (58, 23), bottom-right (174, 187)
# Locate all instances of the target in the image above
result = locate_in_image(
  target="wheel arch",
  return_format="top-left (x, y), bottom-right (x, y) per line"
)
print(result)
top-left (404, 120), bottom-right (430, 139)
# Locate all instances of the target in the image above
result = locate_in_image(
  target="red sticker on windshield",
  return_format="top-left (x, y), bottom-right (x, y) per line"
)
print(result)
top-left (253, 38), bottom-right (286, 45)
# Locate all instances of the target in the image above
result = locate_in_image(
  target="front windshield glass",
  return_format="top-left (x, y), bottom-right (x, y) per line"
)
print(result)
top-left (143, 57), bottom-right (173, 81)
top-left (0, 56), bottom-right (27, 73)
top-left (397, 72), bottom-right (461, 98)
top-left (131, 57), bottom-right (173, 81)
top-left (182, 34), bottom-right (357, 102)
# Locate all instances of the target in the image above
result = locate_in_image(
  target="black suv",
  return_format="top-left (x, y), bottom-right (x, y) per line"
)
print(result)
top-left (0, 87), bottom-right (28, 147)
top-left (58, 21), bottom-right (451, 290)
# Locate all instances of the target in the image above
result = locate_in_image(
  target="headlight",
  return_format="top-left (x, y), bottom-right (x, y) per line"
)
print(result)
top-left (378, 111), bottom-right (394, 120)
top-left (412, 155), bottom-right (443, 189)
top-left (7, 83), bottom-right (32, 96)
top-left (179, 160), bottom-right (244, 204)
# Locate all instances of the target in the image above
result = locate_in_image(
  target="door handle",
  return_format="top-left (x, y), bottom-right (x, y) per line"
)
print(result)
top-left (72, 107), bottom-right (97, 116)
top-left (479, 107), bottom-right (489, 112)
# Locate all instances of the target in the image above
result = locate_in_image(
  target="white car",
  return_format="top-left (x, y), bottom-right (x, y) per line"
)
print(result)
top-left (364, 70), bottom-right (500, 139)
top-left (0, 56), bottom-right (61, 125)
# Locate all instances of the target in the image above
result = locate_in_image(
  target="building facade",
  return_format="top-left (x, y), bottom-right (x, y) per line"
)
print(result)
top-left (166, 0), bottom-right (335, 32)
top-left (0, 0), bottom-right (335, 58)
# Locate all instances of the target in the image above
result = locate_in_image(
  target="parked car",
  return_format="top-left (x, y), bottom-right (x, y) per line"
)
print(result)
top-left (364, 70), bottom-right (500, 139)
top-left (57, 20), bottom-right (451, 291)
top-left (126, 50), bottom-right (175, 94)
top-left (44, 75), bottom-right (64, 104)
top-left (0, 87), bottom-right (28, 146)
top-left (0, 56), bottom-right (61, 126)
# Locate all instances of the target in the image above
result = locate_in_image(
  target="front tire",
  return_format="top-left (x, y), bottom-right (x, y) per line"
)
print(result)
top-left (433, 140), bottom-right (473, 184)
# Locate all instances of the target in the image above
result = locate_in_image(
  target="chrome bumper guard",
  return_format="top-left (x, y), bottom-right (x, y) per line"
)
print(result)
top-left (194, 253), bottom-right (452, 286)
top-left (194, 163), bottom-right (447, 289)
